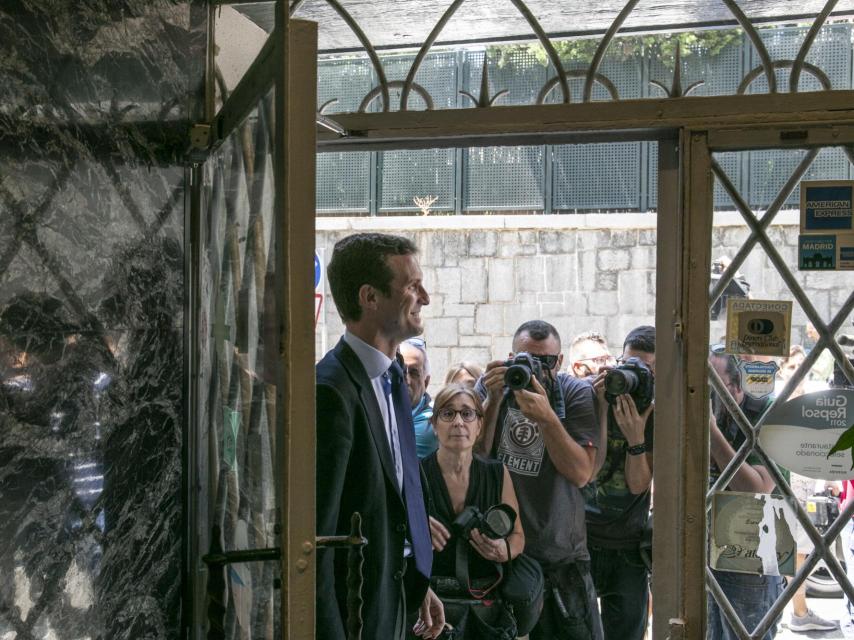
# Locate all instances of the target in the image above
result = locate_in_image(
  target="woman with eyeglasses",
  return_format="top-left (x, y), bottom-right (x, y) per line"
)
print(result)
top-left (419, 383), bottom-right (525, 637)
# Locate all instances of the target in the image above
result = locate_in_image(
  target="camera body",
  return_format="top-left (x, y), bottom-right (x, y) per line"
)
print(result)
top-left (709, 259), bottom-right (750, 321)
top-left (452, 504), bottom-right (517, 540)
top-left (503, 352), bottom-right (546, 391)
top-left (604, 356), bottom-right (654, 413)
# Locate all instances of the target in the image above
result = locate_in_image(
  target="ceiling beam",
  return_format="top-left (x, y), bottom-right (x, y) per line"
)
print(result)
top-left (316, 91), bottom-right (854, 151)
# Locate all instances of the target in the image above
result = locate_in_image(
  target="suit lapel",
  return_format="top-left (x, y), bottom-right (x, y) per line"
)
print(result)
top-left (334, 340), bottom-right (402, 499)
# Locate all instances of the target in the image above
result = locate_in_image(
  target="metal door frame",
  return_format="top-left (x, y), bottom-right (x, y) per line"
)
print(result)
top-left (277, 16), bottom-right (318, 640)
top-left (314, 107), bottom-right (854, 640)
top-left (672, 123), bottom-right (854, 639)
top-left (653, 127), bottom-right (718, 639)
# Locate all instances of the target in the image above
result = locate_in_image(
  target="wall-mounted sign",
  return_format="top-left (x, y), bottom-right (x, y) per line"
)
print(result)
top-left (759, 389), bottom-right (854, 480)
top-left (738, 360), bottom-right (779, 400)
top-left (711, 491), bottom-right (796, 577)
top-left (839, 234), bottom-right (854, 270)
top-left (725, 298), bottom-right (792, 357)
top-left (797, 233), bottom-right (854, 271)
top-left (801, 180), bottom-right (854, 233)
top-left (799, 234), bottom-right (836, 270)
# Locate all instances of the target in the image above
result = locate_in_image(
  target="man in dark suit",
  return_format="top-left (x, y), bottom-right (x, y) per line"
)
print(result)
top-left (316, 233), bottom-right (445, 640)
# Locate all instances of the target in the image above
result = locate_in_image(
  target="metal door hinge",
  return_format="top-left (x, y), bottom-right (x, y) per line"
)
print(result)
top-left (673, 317), bottom-right (683, 340)
top-left (188, 124), bottom-right (211, 163)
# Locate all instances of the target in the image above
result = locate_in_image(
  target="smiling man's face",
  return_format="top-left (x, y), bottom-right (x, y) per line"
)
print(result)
top-left (375, 253), bottom-right (430, 344)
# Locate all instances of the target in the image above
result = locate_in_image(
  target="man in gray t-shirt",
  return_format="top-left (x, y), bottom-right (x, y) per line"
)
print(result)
top-left (479, 320), bottom-right (602, 640)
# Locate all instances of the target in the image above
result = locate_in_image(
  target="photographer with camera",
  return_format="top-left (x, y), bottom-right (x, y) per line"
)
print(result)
top-left (420, 383), bottom-right (525, 638)
top-left (586, 326), bottom-right (655, 640)
top-left (477, 320), bottom-right (602, 640)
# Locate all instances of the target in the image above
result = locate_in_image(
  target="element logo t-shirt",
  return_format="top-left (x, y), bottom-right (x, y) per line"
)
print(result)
top-left (497, 407), bottom-right (545, 476)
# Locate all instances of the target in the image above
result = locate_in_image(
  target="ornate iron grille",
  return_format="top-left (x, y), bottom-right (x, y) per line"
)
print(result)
top-left (706, 143), bottom-right (854, 639)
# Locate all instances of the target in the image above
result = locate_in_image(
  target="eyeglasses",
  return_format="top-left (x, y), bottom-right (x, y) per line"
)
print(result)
top-left (406, 337), bottom-right (427, 348)
top-left (577, 355), bottom-right (612, 366)
top-left (530, 353), bottom-right (559, 370)
top-left (436, 407), bottom-right (482, 423)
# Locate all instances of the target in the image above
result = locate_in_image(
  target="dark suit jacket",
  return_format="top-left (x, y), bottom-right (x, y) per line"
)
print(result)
top-left (316, 338), bottom-right (430, 640)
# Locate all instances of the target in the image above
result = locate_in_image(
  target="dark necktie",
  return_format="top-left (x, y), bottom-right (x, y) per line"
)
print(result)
top-left (380, 371), bottom-right (403, 489)
top-left (387, 361), bottom-right (433, 579)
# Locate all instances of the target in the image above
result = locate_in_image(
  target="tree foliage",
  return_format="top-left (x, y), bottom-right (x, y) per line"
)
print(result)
top-left (488, 29), bottom-right (742, 71)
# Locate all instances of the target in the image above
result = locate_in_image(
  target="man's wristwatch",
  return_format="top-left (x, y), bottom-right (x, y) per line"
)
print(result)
top-left (626, 443), bottom-right (646, 456)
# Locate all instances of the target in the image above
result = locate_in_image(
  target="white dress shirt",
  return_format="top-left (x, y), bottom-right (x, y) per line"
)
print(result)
top-left (342, 331), bottom-right (404, 491)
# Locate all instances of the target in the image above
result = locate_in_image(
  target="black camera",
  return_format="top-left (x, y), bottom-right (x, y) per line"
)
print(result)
top-left (452, 504), bottom-right (517, 540)
top-left (709, 259), bottom-right (750, 321)
top-left (604, 357), bottom-right (654, 413)
top-left (503, 352), bottom-right (546, 391)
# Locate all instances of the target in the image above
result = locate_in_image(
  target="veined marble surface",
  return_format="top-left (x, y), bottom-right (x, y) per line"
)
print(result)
top-left (0, 2), bottom-right (203, 638)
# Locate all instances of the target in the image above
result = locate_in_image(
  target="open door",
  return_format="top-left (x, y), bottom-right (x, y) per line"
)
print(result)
top-left (189, 8), bottom-right (317, 639)
top-left (674, 125), bottom-right (854, 638)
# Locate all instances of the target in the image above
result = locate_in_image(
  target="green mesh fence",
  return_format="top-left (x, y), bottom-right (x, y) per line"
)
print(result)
top-left (316, 24), bottom-right (853, 215)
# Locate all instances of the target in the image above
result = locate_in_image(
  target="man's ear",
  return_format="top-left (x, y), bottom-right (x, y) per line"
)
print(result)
top-left (358, 284), bottom-right (378, 311)
top-left (425, 374), bottom-right (431, 389)
top-left (557, 354), bottom-right (564, 369)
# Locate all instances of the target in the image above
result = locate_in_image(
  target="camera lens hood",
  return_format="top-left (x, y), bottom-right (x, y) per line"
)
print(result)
top-left (482, 504), bottom-right (517, 539)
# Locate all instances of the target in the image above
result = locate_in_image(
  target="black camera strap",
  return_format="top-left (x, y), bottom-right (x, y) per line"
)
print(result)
top-left (454, 535), bottom-right (504, 601)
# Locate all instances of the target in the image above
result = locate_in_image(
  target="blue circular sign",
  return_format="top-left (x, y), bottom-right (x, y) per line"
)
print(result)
top-left (314, 253), bottom-right (321, 290)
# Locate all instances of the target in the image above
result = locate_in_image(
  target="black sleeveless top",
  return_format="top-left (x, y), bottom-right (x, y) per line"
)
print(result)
top-left (421, 452), bottom-right (504, 579)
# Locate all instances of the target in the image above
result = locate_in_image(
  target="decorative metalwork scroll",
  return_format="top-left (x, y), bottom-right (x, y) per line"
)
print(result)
top-left (272, 0), bottom-right (849, 121)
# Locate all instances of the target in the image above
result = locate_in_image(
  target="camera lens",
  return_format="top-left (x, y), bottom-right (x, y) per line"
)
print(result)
top-left (482, 505), bottom-right (516, 539)
top-left (505, 364), bottom-right (531, 391)
top-left (605, 368), bottom-right (639, 396)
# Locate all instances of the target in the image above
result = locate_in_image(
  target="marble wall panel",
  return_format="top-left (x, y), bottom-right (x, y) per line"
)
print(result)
top-left (0, 1), bottom-right (204, 638)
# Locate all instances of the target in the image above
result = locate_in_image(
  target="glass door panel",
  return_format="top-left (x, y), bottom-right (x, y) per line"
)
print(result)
top-left (197, 88), bottom-right (281, 640)
top-left (705, 141), bottom-right (854, 639)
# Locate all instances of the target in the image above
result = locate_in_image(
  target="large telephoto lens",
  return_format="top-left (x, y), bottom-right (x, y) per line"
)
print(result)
top-left (604, 368), bottom-right (639, 397)
top-left (505, 364), bottom-right (532, 391)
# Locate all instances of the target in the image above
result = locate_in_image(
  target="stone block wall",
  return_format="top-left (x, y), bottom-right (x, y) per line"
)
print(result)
top-left (315, 212), bottom-right (851, 396)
